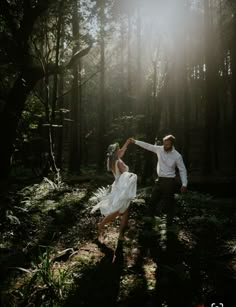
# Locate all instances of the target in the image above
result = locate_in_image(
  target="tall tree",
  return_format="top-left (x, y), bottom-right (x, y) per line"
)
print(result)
top-left (97, 0), bottom-right (106, 170)
top-left (228, 1), bottom-right (236, 168)
top-left (69, 0), bottom-right (82, 174)
top-left (203, 0), bottom-right (220, 172)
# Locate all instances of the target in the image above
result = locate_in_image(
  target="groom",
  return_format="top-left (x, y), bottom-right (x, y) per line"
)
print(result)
top-left (130, 135), bottom-right (187, 224)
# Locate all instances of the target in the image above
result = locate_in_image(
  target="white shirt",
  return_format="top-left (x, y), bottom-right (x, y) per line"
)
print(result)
top-left (135, 140), bottom-right (188, 187)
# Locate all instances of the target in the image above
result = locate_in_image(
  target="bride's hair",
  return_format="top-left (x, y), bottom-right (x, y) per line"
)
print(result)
top-left (106, 143), bottom-right (120, 171)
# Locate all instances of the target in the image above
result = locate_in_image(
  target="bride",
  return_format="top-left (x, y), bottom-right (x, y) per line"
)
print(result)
top-left (90, 138), bottom-right (137, 240)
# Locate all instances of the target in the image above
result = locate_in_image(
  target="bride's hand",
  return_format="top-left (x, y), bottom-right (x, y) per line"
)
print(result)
top-left (129, 138), bottom-right (135, 143)
top-left (126, 138), bottom-right (131, 145)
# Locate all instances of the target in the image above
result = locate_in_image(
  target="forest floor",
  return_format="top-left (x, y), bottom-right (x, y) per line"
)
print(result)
top-left (0, 172), bottom-right (236, 307)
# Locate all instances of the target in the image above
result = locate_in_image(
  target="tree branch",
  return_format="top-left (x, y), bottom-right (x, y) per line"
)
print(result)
top-left (23, 44), bottom-right (93, 92)
top-left (65, 45), bottom-right (93, 69)
top-left (56, 69), bottom-right (99, 101)
top-left (43, 44), bottom-right (92, 75)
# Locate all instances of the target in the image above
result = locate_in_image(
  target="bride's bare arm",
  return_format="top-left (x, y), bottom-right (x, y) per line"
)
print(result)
top-left (117, 160), bottom-right (127, 174)
top-left (117, 139), bottom-right (130, 158)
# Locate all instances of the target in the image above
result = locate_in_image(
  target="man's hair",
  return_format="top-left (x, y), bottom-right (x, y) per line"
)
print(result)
top-left (163, 134), bottom-right (175, 144)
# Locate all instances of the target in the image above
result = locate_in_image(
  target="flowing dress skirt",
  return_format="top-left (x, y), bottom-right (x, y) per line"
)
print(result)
top-left (90, 172), bottom-right (137, 216)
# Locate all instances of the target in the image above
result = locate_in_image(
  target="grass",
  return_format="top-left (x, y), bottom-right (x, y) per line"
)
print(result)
top-left (11, 248), bottom-right (74, 306)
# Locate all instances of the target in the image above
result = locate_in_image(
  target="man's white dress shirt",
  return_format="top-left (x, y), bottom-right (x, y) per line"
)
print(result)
top-left (135, 140), bottom-right (188, 187)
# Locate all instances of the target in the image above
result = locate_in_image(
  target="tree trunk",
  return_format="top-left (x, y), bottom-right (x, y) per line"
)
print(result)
top-left (51, 1), bottom-right (63, 123)
top-left (143, 54), bottom-right (161, 182)
top-left (120, 18), bottom-right (126, 115)
top-left (52, 2), bottom-right (63, 169)
top-left (0, 68), bottom-right (44, 180)
top-left (69, 0), bottom-right (81, 174)
top-left (136, 6), bottom-right (141, 98)
top-left (44, 74), bottom-right (58, 174)
top-left (127, 11), bottom-right (132, 101)
top-left (97, 0), bottom-right (106, 171)
top-left (57, 74), bottom-right (64, 169)
top-left (230, 8), bottom-right (236, 168)
top-left (203, 0), bottom-right (219, 173)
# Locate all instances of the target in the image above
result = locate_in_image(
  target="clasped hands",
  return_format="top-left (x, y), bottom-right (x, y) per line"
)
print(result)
top-left (125, 137), bottom-right (135, 145)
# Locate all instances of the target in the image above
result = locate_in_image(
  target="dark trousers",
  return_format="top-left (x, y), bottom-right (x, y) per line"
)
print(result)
top-left (149, 177), bottom-right (176, 225)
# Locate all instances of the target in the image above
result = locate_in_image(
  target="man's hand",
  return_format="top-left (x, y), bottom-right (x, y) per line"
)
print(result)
top-left (129, 138), bottom-right (135, 143)
top-left (181, 186), bottom-right (187, 193)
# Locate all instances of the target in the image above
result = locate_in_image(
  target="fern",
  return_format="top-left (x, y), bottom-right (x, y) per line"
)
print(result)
top-left (6, 210), bottom-right (20, 225)
top-left (89, 185), bottom-right (110, 203)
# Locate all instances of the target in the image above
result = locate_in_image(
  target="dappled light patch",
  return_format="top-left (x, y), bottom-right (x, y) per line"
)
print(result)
top-left (143, 258), bottom-right (157, 291)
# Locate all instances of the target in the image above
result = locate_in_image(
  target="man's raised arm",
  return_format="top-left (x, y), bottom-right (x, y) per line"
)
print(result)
top-left (130, 138), bottom-right (159, 154)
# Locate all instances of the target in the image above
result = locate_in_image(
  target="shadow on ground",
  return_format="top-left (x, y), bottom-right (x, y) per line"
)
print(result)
top-left (63, 240), bottom-right (124, 307)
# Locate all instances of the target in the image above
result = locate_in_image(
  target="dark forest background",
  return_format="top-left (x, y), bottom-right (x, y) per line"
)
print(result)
top-left (1, 0), bottom-right (236, 183)
top-left (1, 1), bottom-right (236, 307)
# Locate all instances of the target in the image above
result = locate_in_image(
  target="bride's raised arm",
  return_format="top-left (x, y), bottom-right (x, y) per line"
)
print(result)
top-left (117, 138), bottom-right (130, 159)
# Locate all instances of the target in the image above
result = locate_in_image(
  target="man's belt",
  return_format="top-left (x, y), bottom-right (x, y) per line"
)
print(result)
top-left (156, 177), bottom-right (175, 181)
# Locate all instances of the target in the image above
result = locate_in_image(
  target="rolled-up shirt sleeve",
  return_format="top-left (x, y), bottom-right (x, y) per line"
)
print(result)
top-left (176, 156), bottom-right (188, 187)
top-left (135, 140), bottom-right (159, 154)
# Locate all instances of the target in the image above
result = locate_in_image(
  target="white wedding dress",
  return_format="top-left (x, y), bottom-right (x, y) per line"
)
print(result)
top-left (90, 159), bottom-right (137, 216)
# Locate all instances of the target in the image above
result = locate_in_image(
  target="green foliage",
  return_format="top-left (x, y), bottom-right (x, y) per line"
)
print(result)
top-left (14, 248), bottom-right (73, 306)
top-left (176, 190), bottom-right (213, 207)
top-left (5, 210), bottom-right (21, 226)
top-left (20, 94), bottom-right (45, 133)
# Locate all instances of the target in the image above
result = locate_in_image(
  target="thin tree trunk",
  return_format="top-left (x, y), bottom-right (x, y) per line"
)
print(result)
top-left (57, 74), bottom-right (64, 169)
top-left (69, 0), bottom-right (81, 174)
top-left (44, 73), bottom-right (58, 174)
top-left (97, 0), bottom-right (106, 170)
top-left (127, 11), bottom-right (132, 100)
top-left (51, 1), bottom-right (63, 169)
top-left (120, 18), bottom-right (126, 115)
top-left (203, 0), bottom-right (219, 173)
top-left (52, 1), bottom-right (63, 123)
top-left (136, 6), bottom-right (141, 98)
top-left (230, 7), bottom-right (236, 168)
top-left (143, 55), bottom-right (159, 183)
